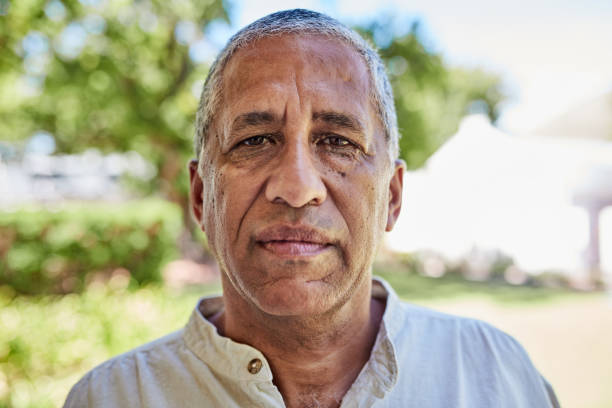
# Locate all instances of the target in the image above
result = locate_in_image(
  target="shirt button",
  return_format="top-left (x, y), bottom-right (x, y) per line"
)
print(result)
top-left (247, 358), bottom-right (263, 374)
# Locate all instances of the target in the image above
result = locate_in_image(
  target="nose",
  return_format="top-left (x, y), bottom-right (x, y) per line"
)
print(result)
top-left (265, 140), bottom-right (327, 208)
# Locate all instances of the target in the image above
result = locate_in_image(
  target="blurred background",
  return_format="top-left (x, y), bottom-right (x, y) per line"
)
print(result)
top-left (1, 0), bottom-right (611, 406)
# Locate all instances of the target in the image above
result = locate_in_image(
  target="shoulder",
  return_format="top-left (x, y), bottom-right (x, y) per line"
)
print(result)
top-left (375, 277), bottom-right (531, 363)
top-left (64, 330), bottom-right (187, 407)
top-left (392, 301), bottom-right (532, 365)
top-left (85, 329), bottom-right (185, 378)
top-left (386, 301), bottom-right (559, 407)
top-left (375, 277), bottom-right (546, 380)
top-left (392, 300), bottom-right (516, 341)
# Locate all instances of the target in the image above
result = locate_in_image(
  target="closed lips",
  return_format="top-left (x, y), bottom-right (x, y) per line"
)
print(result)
top-left (255, 226), bottom-right (333, 256)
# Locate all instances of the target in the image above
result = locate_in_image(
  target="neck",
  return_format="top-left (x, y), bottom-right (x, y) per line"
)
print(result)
top-left (213, 275), bottom-right (385, 408)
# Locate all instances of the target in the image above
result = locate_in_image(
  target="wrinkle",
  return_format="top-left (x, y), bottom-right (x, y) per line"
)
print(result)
top-left (235, 177), bottom-right (268, 246)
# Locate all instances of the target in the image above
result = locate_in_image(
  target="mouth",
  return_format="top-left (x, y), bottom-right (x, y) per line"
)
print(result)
top-left (254, 225), bottom-right (334, 258)
top-left (260, 240), bottom-right (331, 257)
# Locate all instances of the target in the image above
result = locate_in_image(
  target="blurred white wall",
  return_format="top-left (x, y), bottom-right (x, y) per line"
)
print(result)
top-left (387, 114), bottom-right (612, 281)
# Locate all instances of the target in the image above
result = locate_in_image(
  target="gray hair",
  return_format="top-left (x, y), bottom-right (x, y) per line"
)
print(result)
top-left (194, 9), bottom-right (399, 167)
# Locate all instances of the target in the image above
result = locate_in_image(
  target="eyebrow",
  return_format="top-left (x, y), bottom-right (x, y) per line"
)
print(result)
top-left (231, 111), bottom-right (279, 132)
top-left (312, 111), bottom-right (365, 134)
top-left (230, 110), bottom-right (365, 134)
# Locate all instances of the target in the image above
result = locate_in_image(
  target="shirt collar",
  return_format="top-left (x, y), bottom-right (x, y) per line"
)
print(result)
top-left (182, 277), bottom-right (401, 391)
top-left (365, 277), bottom-right (400, 395)
top-left (183, 296), bottom-right (274, 382)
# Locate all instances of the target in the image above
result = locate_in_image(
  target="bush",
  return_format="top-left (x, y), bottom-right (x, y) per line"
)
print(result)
top-left (0, 200), bottom-right (182, 294)
top-left (0, 283), bottom-right (220, 408)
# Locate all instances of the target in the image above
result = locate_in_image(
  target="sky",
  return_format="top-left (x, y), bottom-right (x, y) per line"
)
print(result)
top-left (215, 0), bottom-right (612, 135)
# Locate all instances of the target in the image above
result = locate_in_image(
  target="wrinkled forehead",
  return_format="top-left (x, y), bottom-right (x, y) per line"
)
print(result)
top-left (213, 34), bottom-right (377, 135)
top-left (225, 33), bottom-right (370, 84)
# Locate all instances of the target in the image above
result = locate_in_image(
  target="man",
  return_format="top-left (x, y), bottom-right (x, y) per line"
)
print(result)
top-left (65, 9), bottom-right (559, 408)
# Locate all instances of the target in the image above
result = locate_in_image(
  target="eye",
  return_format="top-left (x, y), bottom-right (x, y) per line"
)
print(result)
top-left (240, 135), bottom-right (274, 147)
top-left (319, 135), bottom-right (351, 147)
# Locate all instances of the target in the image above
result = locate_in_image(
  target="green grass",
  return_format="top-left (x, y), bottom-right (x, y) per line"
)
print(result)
top-left (0, 283), bottom-right (220, 408)
top-left (0, 270), bottom-right (609, 408)
top-left (375, 266), bottom-right (578, 304)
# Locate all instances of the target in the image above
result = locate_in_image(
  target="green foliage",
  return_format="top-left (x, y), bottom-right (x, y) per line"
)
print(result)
top-left (0, 0), bottom-right (227, 199)
top-left (358, 21), bottom-right (505, 168)
top-left (0, 200), bottom-right (182, 294)
top-left (0, 283), bottom-right (220, 407)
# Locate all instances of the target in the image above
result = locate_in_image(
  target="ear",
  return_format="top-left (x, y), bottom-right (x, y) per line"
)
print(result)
top-left (385, 159), bottom-right (405, 232)
top-left (188, 159), bottom-right (205, 231)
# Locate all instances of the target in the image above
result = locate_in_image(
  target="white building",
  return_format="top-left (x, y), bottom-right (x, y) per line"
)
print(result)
top-left (0, 143), bottom-right (156, 207)
top-left (387, 107), bottom-right (612, 285)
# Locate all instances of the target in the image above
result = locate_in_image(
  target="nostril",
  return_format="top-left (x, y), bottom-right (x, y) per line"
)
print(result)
top-left (270, 193), bottom-right (323, 207)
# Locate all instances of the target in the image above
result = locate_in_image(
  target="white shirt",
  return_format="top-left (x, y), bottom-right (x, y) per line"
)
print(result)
top-left (64, 278), bottom-right (559, 407)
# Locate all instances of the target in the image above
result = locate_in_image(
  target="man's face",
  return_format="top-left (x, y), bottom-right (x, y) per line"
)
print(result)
top-left (191, 34), bottom-right (403, 317)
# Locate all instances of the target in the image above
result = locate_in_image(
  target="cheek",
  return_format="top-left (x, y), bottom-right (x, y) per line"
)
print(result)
top-left (355, 187), bottom-right (384, 237)
top-left (200, 170), bottom-right (221, 255)
top-left (345, 171), bottom-right (389, 244)
top-left (328, 180), bottom-right (371, 261)
top-left (201, 165), bottom-right (228, 253)
top-left (204, 166), bottom-right (260, 257)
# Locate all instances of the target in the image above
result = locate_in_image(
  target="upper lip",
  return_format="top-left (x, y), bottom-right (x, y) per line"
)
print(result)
top-left (254, 225), bottom-right (333, 244)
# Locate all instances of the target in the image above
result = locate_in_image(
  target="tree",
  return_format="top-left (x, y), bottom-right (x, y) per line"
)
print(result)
top-left (357, 20), bottom-right (505, 169)
top-left (0, 0), bottom-right (227, 210)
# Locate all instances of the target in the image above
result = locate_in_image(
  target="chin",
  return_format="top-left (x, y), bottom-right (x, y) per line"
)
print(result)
top-left (250, 278), bottom-right (340, 317)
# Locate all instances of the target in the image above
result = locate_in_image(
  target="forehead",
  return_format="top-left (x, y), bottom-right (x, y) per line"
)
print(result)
top-left (224, 34), bottom-right (370, 88)
top-left (217, 34), bottom-right (375, 130)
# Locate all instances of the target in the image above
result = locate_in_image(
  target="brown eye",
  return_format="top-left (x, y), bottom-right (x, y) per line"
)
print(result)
top-left (241, 135), bottom-right (272, 146)
top-left (321, 136), bottom-right (350, 147)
